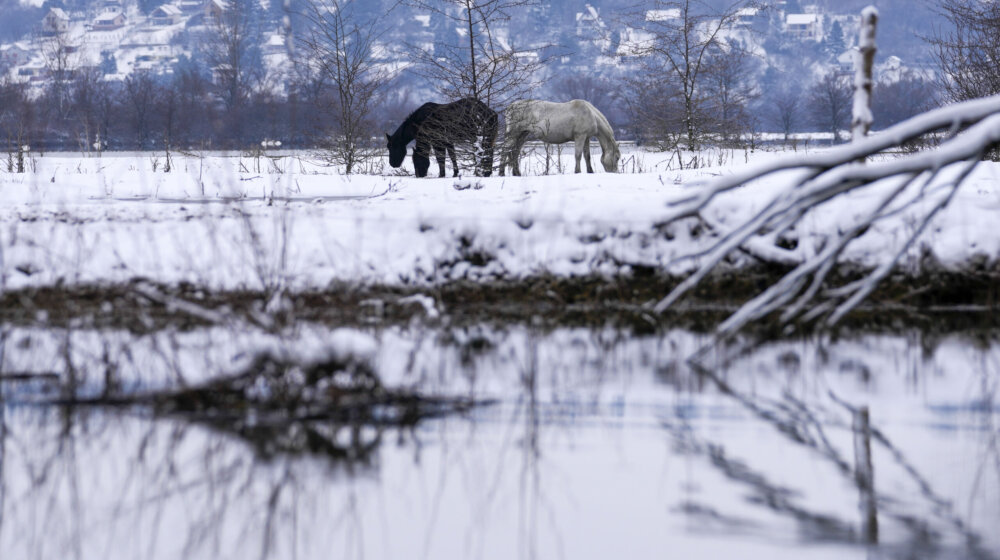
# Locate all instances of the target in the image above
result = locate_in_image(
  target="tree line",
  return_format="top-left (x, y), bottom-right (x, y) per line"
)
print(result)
top-left (0, 0), bottom-right (991, 167)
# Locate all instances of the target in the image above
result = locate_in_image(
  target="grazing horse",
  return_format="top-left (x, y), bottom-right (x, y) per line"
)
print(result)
top-left (385, 98), bottom-right (498, 178)
top-left (500, 99), bottom-right (620, 176)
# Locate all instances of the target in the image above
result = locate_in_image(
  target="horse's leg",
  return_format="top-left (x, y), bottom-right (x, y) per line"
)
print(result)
top-left (584, 137), bottom-right (594, 173)
top-left (433, 144), bottom-right (446, 177)
top-left (574, 136), bottom-right (586, 173)
top-left (414, 138), bottom-right (430, 178)
top-left (511, 132), bottom-right (528, 176)
top-left (448, 144), bottom-right (459, 177)
top-left (511, 141), bottom-right (521, 176)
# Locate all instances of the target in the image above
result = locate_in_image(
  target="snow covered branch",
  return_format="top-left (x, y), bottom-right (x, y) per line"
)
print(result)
top-left (653, 94), bottom-right (1000, 338)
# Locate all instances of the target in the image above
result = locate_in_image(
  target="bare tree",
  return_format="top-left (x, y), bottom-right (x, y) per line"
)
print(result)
top-left (121, 71), bottom-right (158, 149)
top-left (704, 42), bottom-right (759, 145)
top-left (68, 68), bottom-right (114, 152)
top-left (624, 73), bottom-right (685, 148)
top-left (203, 0), bottom-right (264, 144)
top-left (808, 72), bottom-right (852, 145)
top-left (298, 0), bottom-right (392, 173)
top-left (767, 85), bottom-right (802, 144)
top-left (170, 58), bottom-right (215, 148)
top-left (621, 0), bottom-right (763, 150)
top-left (872, 71), bottom-right (938, 129)
top-left (0, 78), bottom-right (33, 166)
top-left (926, 0), bottom-right (1000, 103)
top-left (157, 78), bottom-right (179, 169)
top-left (39, 28), bottom-right (78, 118)
top-left (407, 0), bottom-right (547, 106)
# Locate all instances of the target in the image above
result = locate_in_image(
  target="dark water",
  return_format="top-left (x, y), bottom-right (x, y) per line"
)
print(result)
top-left (1, 323), bottom-right (997, 559)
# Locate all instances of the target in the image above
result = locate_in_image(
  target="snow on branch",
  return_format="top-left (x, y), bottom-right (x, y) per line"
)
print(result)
top-left (652, 94), bottom-right (1000, 340)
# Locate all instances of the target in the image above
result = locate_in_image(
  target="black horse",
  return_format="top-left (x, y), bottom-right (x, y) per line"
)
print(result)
top-left (385, 97), bottom-right (498, 178)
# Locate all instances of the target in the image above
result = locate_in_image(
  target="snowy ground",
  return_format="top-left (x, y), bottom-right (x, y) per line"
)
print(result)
top-left (1, 145), bottom-right (998, 294)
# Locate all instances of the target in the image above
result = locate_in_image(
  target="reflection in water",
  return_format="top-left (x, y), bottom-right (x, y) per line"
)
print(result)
top-left (0, 322), bottom-right (998, 559)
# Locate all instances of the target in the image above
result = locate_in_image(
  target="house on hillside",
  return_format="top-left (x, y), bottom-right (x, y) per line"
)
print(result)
top-left (1, 43), bottom-right (34, 69)
top-left (262, 32), bottom-right (286, 56)
top-left (205, 0), bottom-right (227, 23)
top-left (93, 11), bottom-right (126, 31)
top-left (177, 0), bottom-right (203, 14)
top-left (151, 5), bottom-right (183, 26)
top-left (576, 4), bottom-right (606, 36)
top-left (877, 55), bottom-right (905, 82)
top-left (616, 26), bottom-right (653, 59)
top-left (646, 8), bottom-right (680, 23)
top-left (575, 4), bottom-right (610, 54)
top-left (43, 8), bottom-right (70, 35)
top-left (786, 13), bottom-right (821, 41)
top-left (836, 49), bottom-right (855, 76)
top-left (735, 7), bottom-right (762, 27)
top-left (15, 62), bottom-right (47, 82)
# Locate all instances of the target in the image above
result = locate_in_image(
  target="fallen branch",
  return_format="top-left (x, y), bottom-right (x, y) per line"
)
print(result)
top-left (653, 96), bottom-right (1000, 345)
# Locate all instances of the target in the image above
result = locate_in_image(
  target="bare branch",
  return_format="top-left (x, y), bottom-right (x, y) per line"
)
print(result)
top-left (653, 94), bottom-right (1000, 341)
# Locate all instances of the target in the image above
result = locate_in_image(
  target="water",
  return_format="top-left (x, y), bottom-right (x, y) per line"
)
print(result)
top-left (1, 322), bottom-right (997, 559)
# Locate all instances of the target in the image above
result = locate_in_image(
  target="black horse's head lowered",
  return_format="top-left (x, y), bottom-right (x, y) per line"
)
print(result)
top-left (385, 133), bottom-right (407, 168)
top-left (385, 98), bottom-right (498, 178)
top-left (386, 102), bottom-right (440, 169)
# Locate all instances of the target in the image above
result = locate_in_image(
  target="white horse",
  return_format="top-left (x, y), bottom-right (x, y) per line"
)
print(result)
top-left (500, 99), bottom-right (621, 176)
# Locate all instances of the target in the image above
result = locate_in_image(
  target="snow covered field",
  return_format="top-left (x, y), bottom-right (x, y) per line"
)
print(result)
top-left (1, 145), bottom-right (998, 293)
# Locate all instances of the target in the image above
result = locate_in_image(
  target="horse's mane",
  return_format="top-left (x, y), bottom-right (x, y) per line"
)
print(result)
top-left (581, 100), bottom-right (615, 141)
top-left (405, 102), bottom-right (438, 123)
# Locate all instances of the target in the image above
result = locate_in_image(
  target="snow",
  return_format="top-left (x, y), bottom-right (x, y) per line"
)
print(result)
top-left (0, 145), bottom-right (998, 293)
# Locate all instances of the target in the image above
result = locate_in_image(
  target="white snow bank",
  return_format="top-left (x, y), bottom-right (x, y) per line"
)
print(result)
top-left (0, 149), bottom-right (998, 292)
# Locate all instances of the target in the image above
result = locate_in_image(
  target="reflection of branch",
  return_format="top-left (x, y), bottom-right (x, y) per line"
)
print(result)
top-left (828, 390), bottom-right (990, 551)
top-left (684, 347), bottom-right (996, 556)
top-left (665, 418), bottom-right (859, 542)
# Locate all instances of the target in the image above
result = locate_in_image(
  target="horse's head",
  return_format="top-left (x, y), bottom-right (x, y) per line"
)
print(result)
top-left (386, 133), bottom-right (407, 168)
top-left (601, 142), bottom-right (621, 173)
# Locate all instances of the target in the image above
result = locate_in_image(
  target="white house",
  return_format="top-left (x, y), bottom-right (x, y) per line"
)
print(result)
top-left (93, 11), bottom-right (127, 31)
top-left (262, 32), bottom-right (286, 56)
top-left (150, 5), bottom-right (183, 26)
top-left (0, 43), bottom-right (34, 69)
top-left (646, 9), bottom-right (681, 23)
top-left (205, 0), bottom-right (227, 23)
top-left (576, 4), bottom-right (606, 36)
top-left (734, 7), bottom-right (761, 27)
top-left (14, 61), bottom-right (47, 82)
top-left (786, 13), bottom-right (822, 41)
top-left (616, 26), bottom-right (653, 58)
top-left (43, 8), bottom-right (70, 35)
top-left (575, 4), bottom-right (610, 53)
